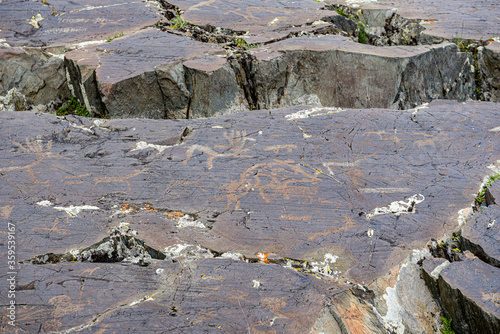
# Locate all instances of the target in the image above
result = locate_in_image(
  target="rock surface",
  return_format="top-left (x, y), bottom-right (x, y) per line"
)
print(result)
top-left (1, 0), bottom-right (500, 333)
top-left (0, 100), bottom-right (499, 332)
top-left (1, 0), bottom-right (500, 115)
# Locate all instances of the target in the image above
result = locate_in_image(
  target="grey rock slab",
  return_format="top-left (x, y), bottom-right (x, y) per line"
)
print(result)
top-left (438, 258), bottom-right (500, 334)
top-left (326, 0), bottom-right (500, 41)
top-left (0, 99), bottom-right (498, 275)
top-left (66, 33), bottom-right (476, 118)
top-left (0, 100), bottom-right (499, 331)
top-left (64, 28), bottom-right (236, 118)
top-left (0, 0), bottom-right (163, 48)
top-left (0, 258), bottom-right (338, 332)
top-left (479, 42), bottom-right (500, 103)
top-left (462, 204), bottom-right (500, 267)
top-left (0, 47), bottom-right (70, 108)
top-left (168, 0), bottom-right (340, 44)
top-left (249, 35), bottom-right (474, 109)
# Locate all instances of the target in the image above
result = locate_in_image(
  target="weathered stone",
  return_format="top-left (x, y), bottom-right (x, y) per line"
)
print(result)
top-left (248, 36), bottom-right (474, 110)
top-left (325, 0), bottom-right (500, 42)
top-left (64, 29), bottom-right (232, 118)
top-left (0, 0), bottom-right (163, 48)
top-left (168, 0), bottom-right (341, 44)
top-left (65, 33), bottom-right (475, 117)
top-left (461, 205), bottom-right (500, 267)
top-left (479, 42), bottom-right (500, 103)
top-left (423, 257), bottom-right (500, 334)
top-left (0, 100), bottom-right (499, 331)
top-left (0, 48), bottom-right (70, 108)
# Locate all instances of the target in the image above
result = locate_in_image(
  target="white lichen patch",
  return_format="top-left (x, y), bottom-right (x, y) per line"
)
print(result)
top-left (74, 40), bottom-right (107, 49)
top-left (310, 253), bottom-right (341, 279)
top-left (164, 244), bottom-right (192, 257)
top-left (67, 121), bottom-right (95, 134)
top-left (430, 260), bottom-right (451, 279)
top-left (128, 294), bottom-right (155, 306)
top-left (252, 280), bottom-right (261, 288)
top-left (221, 252), bottom-right (243, 261)
top-left (312, 20), bottom-right (328, 26)
top-left (37, 200), bottom-right (54, 207)
top-left (175, 215), bottom-right (206, 229)
top-left (410, 103), bottom-right (429, 115)
top-left (377, 248), bottom-right (432, 334)
top-left (0, 38), bottom-right (11, 48)
top-left (457, 207), bottom-right (473, 227)
top-left (367, 228), bottom-right (374, 238)
top-left (0, 88), bottom-right (26, 111)
top-left (366, 194), bottom-right (425, 219)
top-left (285, 107), bottom-right (343, 121)
top-left (268, 17), bottom-right (280, 26)
top-left (487, 219), bottom-right (496, 229)
top-left (53, 205), bottom-right (99, 217)
top-left (131, 141), bottom-right (169, 154)
top-left (28, 13), bottom-right (44, 29)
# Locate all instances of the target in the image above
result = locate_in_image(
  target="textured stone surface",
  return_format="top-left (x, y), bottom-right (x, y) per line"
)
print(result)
top-left (462, 205), bottom-right (500, 267)
top-left (480, 42), bottom-right (500, 102)
top-left (0, 0), bottom-right (162, 48)
top-left (65, 32), bottom-right (474, 118)
top-left (0, 100), bottom-right (499, 332)
top-left (326, 0), bottom-right (500, 42)
top-left (3, 0), bottom-right (495, 116)
top-left (1, 0), bottom-right (500, 332)
top-left (168, 0), bottom-right (339, 44)
top-left (424, 257), bottom-right (500, 334)
top-left (0, 48), bottom-right (70, 109)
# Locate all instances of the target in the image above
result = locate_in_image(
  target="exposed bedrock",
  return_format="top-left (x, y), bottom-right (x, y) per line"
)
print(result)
top-left (64, 30), bottom-right (475, 118)
top-left (0, 48), bottom-right (70, 110)
top-left (1, 100), bottom-right (499, 332)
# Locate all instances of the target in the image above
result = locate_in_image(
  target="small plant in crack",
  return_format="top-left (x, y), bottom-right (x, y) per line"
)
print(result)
top-left (335, 8), bottom-right (352, 19)
top-left (475, 173), bottom-right (500, 205)
top-left (56, 97), bottom-right (92, 117)
top-left (233, 38), bottom-right (257, 50)
top-left (106, 31), bottom-right (124, 43)
top-left (170, 16), bottom-right (189, 29)
top-left (440, 316), bottom-right (455, 334)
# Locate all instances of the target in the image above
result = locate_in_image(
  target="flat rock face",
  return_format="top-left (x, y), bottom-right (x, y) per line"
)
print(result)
top-left (169, 0), bottom-right (337, 44)
top-left (0, 0), bottom-right (162, 48)
top-left (424, 257), bottom-right (500, 334)
top-left (1, 0), bottom-right (500, 332)
top-left (0, 100), bottom-right (499, 332)
top-left (327, 0), bottom-right (500, 41)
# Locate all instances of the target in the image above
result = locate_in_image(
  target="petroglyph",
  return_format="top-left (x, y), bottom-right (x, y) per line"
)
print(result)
top-left (216, 160), bottom-right (321, 210)
top-left (91, 169), bottom-right (147, 193)
top-left (0, 138), bottom-right (64, 184)
top-left (412, 132), bottom-right (438, 150)
top-left (0, 205), bottom-right (14, 219)
top-left (184, 130), bottom-right (255, 169)
top-left (63, 174), bottom-right (92, 185)
top-left (264, 144), bottom-right (297, 154)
